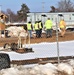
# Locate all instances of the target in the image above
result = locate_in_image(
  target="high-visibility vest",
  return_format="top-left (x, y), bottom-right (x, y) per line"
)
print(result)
top-left (34, 23), bottom-right (39, 30)
top-left (27, 23), bottom-right (32, 30)
top-left (39, 22), bottom-right (42, 29)
top-left (60, 20), bottom-right (66, 28)
top-left (45, 20), bottom-right (52, 29)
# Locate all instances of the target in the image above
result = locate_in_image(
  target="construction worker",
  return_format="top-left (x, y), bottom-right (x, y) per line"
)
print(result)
top-left (27, 21), bottom-right (33, 38)
top-left (0, 14), bottom-right (6, 37)
top-left (34, 21), bottom-right (40, 38)
top-left (45, 18), bottom-right (53, 38)
top-left (59, 19), bottom-right (66, 37)
top-left (38, 20), bottom-right (43, 38)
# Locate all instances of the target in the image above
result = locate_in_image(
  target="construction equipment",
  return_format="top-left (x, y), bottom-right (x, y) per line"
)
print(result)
top-left (0, 32), bottom-right (33, 53)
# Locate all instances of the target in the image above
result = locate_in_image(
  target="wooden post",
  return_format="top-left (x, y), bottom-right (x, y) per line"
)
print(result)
top-left (18, 33), bottom-right (22, 49)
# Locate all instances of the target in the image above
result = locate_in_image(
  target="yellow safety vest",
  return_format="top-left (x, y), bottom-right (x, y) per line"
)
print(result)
top-left (34, 23), bottom-right (39, 30)
top-left (60, 20), bottom-right (66, 28)
top-left (27, 23), bottom-right (32, 30)
top-left (39, 22), bottom-right (42, 29)
top-left (45, 20), bottom-right (52, 29)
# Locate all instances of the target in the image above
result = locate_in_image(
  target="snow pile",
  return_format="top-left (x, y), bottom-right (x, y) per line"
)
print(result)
top-left (6, 26), bottom-right (28, 37)
top-left (30, 63), bottom-right (58, 75)
top-left (58, 63), bottom-right (74, 75)
top-left (0, 65), bottom-right (31, 75)
top-left (0, 60), bottom-right (74, 75)
top-left (0, 68), bottom-right (20, 75)
top-left (68, 59), bottom-right (74, 68)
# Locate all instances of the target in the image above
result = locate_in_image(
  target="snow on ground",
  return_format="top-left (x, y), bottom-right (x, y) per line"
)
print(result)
top-left (0, 40), bottom-right (74, 75)
top-left (0, 40), bottom-right (74, 61)
top-left (0, 60), bottom-right (74, 75)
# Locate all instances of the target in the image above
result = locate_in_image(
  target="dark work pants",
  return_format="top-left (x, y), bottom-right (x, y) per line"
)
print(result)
top-left (0, 30), bottom-right (9, 37)
top-left (46, 29), bottom-right (52, 37)
top-left (39, 29), bottom-right (42, 37)
top-left (35, 30), bottom-right (40, 38)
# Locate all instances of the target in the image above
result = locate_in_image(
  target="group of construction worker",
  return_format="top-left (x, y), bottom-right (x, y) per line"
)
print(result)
top-left (26, 17), bottom-right (66, 39)
top-left (27, 20), bottom-right (43, 38)
top-left (0, 13), bottom-right (66, 39)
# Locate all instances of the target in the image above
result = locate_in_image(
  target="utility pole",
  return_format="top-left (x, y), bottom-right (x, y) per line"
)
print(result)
top-left (42, 2), bottom-right (45, 12)
top-left (56, 17), bottom-right (60, 64)
top-left (8, 14), bottom-right (10, 23)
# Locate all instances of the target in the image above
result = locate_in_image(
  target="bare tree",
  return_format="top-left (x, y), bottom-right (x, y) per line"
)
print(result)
top-left (57, 0), bottom-right (74, 12)
top-left (6, 9), bottom-right (18, 22)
